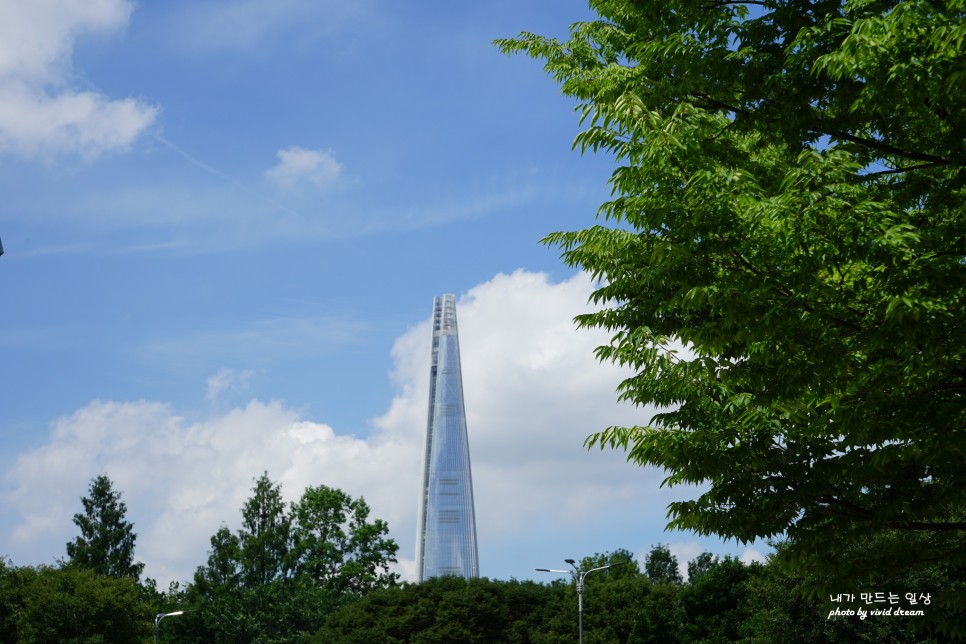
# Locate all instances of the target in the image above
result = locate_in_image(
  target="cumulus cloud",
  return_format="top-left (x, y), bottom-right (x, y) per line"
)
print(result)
top-left (1, 398), bottom-right (409, 585)
top-left (1, 270), bottom-right (725, 585)
top-left (0, 0), bottom-right (157, 158)
top-left (740, 547), bottom-right (768, 566)
top-left (266, 145), bottom-right (344, 189)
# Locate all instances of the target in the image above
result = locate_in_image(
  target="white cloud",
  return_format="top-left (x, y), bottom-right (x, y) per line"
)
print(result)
top-left (1, 398), bottom-right (409, 585)
top-left (206, 368), bottom-right (254, 402)
top-left (1, 269), bottom-right (721, 586)
top-left (665, 540), bottom-right (706, 581)
top-left (266, 145), bottom-right (344, 189)
top-left (0, 0), bottom-right (157, 158)
top-left (740, 547), bottom-right (768, 566)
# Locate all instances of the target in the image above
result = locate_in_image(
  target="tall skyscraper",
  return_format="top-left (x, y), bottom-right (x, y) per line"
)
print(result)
top-left (416, 294), bottom-right (479, 581)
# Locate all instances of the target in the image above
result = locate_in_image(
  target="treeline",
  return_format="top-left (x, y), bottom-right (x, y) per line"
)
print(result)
top-left (1, 474), bottom-right (961, 642)
top-left (1, 472), bottom-right (399, 642)
top-left (315, 547), bottom-right (961, 643)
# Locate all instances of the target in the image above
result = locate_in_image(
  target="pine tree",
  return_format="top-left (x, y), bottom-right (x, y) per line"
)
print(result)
top-left (239, 472), bottom-right (291, 587)
top-left (65, 474), bottom-right (144, 580)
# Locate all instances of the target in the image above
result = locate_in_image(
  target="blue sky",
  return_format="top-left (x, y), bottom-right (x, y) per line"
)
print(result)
top-left (0, 0), bottom-right (765, 585)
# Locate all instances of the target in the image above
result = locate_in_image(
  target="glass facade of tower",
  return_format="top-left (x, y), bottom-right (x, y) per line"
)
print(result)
top-left (416, 294), bottom-right (479, 581)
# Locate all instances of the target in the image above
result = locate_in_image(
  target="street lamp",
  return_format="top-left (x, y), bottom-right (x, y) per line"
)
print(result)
top-left (537, 558), bottom-right (621, 644)
top-left (154, 610), bottom-right (185, 643)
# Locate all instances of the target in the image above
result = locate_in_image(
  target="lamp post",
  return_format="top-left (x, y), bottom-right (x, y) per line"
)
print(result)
top-left (537, 559), bottom-right (620, 644)
top-left (154, 610), bottom-right (184, 643)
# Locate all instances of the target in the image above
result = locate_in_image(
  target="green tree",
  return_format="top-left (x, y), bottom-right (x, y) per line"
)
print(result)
top-left (179, 474), bottom-right (397, 642)
top-left (645, 544), bottom-right (682, 585)
top-left (498, 0), bottom-right (966, 588)
top-left (579, 548), bottom-right (640, 580)
top-left (0, 559), bottom-right (18, 642)
top-left (687, 553), bottom-right (717, 583)
top-left (289, 484), bottom-right (399, 595)
top-left (739, 542), bottom-right (959, 642)
top-left (0, 562), bottom-right (152, 642)
top-left (183, 475), bottom-right (302, 642)
top-left (239, 472), bottom-right (291, 588)
top-left (65, 474), bottom-right (144, 580)
top-left (575, 551), bottom-right (660, 644)
top-left (631, 582), bottom-right (684, 644)
top-left (314, 577), bottom-right (565, 644)
top-left (194, 526), bottom-right (242, 594)
top-left (680, 555), bottom-right (759, 643)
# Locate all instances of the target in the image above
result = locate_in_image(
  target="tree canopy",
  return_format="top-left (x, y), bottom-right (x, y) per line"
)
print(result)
top-left (65, 474), bottom-right (145, 580)
top-left (289, 484), bottom-right (400, 595)
top-left (644, 544), bottom-right (683, 585)
top-left (173, 473), bottom-right (399, 642)
top-left (0, 561), bottom-right (152, 642)
top-left (314, 545), bottom-right (958, 642)
top-left (498, 0), bottom-right (965, 585)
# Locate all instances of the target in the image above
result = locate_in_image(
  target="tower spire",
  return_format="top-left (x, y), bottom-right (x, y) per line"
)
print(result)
top-left (416, 294), bottom-right (479, 581)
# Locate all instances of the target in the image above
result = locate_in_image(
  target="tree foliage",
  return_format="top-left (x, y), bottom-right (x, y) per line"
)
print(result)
top-left (315, 546), bottom-right (957, 642)
top-left (497, 0), bottom-right (966, 586)
top-left (0, 560), bottom-right (152, 642)
top-left (315, 576), bottom-right (564, 644)
top-left (741, 540), bottom-right (964, 641)
top-left (239, 472), bottom-right (291, 588)
top-left (644, 544), bottom-right (683, 585)
top-left (576, 548), bottom-right (642, 584)
top-left (173, 473), bottom-right (398, 642)
top-left (65, 474), bottom-right (144, 580)
top-left (680, 555), bottom-right (754, 643)
top-left (290, 484), bottom-right (399, 595)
